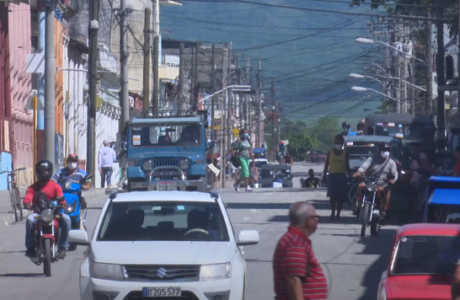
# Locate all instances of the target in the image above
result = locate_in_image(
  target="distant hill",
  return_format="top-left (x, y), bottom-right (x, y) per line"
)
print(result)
top-left (160, 0), bottom-right (387, 120)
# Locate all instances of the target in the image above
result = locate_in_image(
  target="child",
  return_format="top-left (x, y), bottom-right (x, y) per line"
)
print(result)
top-left (304, 169), bottom-right (320, 188)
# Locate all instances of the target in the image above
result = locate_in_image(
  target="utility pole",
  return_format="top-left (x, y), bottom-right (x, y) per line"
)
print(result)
top-left (271, 79), bottom-right (276, 162)
top-left (151, 0), bottom-right (159, 116)
top-left (457, 0), bottom-right (460, 122)
top-left (208, 44), bottom-right (216, 188)
top-left (436, 0), bottom-right (446, 148)
top-left (44, 0), bottom-right (56, 163)
top-left (87, 0), bottom-right (99, 176)
top-left (193, 43), bottom-right (199, 109)
top-left (226, 42), bottom-right (232, 149)
top-left (178, 43), bottom-right (185, 113)
top-left (257, 60), bottom-right (262, 147)
top-left (426, 15), bottom-right (434, 116)
top-left (143, 7), bottom-right (151, 116)
top-left (120, 0), bottom-right (130, 128)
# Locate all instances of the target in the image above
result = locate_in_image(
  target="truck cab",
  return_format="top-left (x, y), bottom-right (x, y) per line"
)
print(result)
top-left (126, 115), bottom-right (211, 192)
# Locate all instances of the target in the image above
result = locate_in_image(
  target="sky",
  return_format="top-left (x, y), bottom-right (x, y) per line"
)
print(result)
top-left (160, 0), bottom-right (388, 122)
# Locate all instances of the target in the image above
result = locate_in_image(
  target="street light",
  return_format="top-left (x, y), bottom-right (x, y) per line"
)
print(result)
top-left (355, 37), bottom-right (425, 64)
top-left (198, 85), bottom-right (252, 103)
top-left (349, 72), bottom-right (426, 92)
top-left (351, 86), bottom-right (399, 102)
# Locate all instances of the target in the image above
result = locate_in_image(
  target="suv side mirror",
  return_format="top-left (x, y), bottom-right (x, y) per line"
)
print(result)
top-left (206, 140), bottom-right (215, 150)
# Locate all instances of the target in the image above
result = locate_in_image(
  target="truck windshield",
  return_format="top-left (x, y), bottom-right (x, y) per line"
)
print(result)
top-left (130, 124), bottom-right (201, 148)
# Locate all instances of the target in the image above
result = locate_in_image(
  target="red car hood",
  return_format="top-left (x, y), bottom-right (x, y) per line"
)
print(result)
top-left (386, 276), bottom-right (451, 300)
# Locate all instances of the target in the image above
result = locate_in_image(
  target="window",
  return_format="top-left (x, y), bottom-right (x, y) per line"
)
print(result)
top-left (98, 201), bottom-right (229, 242)
top-left (130, 124), bottom-right (201, 148)
top-left (392, 235), bottom-right (460, 275)
top-left (347, 146), bottom-right (377, 157)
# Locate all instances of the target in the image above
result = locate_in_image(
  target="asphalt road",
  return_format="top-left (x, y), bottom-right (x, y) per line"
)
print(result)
top-left (0, 162), bottom-right (398, 300)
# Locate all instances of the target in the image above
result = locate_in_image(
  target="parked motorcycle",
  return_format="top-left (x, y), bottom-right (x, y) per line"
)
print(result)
top-left (58, 174), bottom-right (93, 250)
top-left (31, 200), bottom-right (64, 277)
top-left (357, 175), bottom-right (386, 238)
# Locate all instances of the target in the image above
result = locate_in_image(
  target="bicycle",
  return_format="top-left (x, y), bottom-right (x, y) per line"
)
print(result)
top-left (0, 167), bottom-right (26, 222)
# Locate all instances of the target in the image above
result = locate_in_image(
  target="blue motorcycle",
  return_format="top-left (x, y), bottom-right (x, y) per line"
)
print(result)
top-left (58, 174), bottom-right (93, 250)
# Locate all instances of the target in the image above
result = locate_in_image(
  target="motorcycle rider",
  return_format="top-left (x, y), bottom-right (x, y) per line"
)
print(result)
top-left (341, 121), bottom-right (357, 136)
top-left (353, 143), bottom-right (399, 220)
top-left (24, 160), bottom-right (71, 259)
top-left (52, 154), bottom-right (91, 229)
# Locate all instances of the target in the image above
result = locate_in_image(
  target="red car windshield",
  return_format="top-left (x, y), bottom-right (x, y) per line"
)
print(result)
top-left (391, 235), bottom-right (460, 275)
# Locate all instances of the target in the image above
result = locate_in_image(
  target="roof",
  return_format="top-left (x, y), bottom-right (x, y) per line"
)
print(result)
top-left (429, 176), bottom-right (460, 183)
top-left (344, 135), bottom-right (394, 143)
top-left (112, 191), bottom-right (217, 203)
top-left (130, 116), bottom-right (204, 125)
top-left (428, 189), bottom-right (460, 205)
top-left (365, 113), bottom-right (434, 125)
top-left (398, 223), bottom-right (460, 237)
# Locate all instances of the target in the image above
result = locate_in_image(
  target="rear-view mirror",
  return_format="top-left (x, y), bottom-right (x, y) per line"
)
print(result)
top-left (237, 230), bottom-right (259, 246)
top-left (68, 230), bottom-right (90, 246)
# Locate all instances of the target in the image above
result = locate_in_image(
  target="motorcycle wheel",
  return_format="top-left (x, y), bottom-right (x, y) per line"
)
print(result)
top-left (43, 239), bottom-right (52, 277)
top-left (360, 202), bottom-right (370, 238)
top-left (370, 221), bottom-right (379, 236)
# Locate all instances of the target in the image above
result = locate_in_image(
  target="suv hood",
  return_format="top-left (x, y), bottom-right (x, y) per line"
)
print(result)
top-left (386, 276), bottom-right (451, 300)
top-left (130, 151), bottom-right (204, 160)
top-left (90, 241), bottom-right (236, 265)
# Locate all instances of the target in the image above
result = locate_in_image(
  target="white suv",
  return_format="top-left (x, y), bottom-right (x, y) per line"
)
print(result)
top-left (68, 191), bottom-right (259, 300)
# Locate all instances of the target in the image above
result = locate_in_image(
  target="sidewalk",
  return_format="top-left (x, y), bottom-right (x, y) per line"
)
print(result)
top-left (0, 187), bottom-right (108, 226)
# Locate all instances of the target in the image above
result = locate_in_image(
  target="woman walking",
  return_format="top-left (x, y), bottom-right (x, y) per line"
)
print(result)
top-left (228, 129), bottom-right (255, 192)
top-left (322, 134), bottom-right (351, 220)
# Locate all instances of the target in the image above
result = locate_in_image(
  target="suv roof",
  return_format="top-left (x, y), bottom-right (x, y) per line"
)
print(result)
top-left (112, 191), bottom-right (217, 203)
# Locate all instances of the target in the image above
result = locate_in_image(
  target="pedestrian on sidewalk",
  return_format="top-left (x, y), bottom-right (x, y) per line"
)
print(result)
top-left (322, 134), bottom-right (351, 221)
top-left (98, 139), bottom-right (117, 188)
top-left (227, 129), bottom-right (255, 192)
top-left (273, 202), bottom-right (328, 300)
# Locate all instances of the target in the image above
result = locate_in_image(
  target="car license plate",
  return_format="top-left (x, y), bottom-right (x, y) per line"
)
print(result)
top-left (142, 287), bottom-right (181, 297)
top-left (157, 181), bottom-right (177, 191)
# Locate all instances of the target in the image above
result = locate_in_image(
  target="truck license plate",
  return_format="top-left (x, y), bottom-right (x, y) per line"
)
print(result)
top-left (142, 287), bottom-right (181, 297)
top-left (157, 181), bottom-right (177, 191)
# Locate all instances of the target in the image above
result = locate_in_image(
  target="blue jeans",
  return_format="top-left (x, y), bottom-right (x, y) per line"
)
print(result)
top-left (25, 213), bottom-right (71, 249)
top-left (101, 167), bottom-right (113, 187)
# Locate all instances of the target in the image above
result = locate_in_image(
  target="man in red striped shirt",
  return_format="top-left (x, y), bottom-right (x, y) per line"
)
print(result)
top-left (273, 202), bottom-right (328, 300)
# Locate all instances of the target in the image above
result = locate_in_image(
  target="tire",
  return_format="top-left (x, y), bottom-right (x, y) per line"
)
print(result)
top-left (370, 222), bottom-right (379, 236)
top-left (14, 188), bottom-right (23, 221)
top-left (360, 202), bottom-right (370, 238)
top-left (43, 239), bottom-right (52, 277)
top-left (9, 189), bottom-right (19, 223)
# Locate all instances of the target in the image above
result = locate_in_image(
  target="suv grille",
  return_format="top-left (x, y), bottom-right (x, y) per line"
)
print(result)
top-left (150, 166), bottom-right (184, 181)
top-left (153, 157), bottom-right (182, 168)
top-left (124, 265), bottom-right (200, 282)
top-left (123, 291), bottom-right (198, 300)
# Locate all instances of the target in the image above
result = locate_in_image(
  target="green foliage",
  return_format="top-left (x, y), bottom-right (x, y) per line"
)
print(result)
top-left (275, 117), bottom-right (339, 160)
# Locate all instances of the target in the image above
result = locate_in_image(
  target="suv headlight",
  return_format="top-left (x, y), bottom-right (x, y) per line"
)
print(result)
top-left (179, 159), bottom-right (190, 170)
top-left (90, 261), bottom-right (125, 281)
top-left (142, 160), bottom-right (153, 171)
top-left (200, 263), bottom-right (232, 281)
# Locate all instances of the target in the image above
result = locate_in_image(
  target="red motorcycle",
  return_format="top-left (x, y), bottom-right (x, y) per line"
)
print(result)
top-left (31, 200), bottom-right (64, 277)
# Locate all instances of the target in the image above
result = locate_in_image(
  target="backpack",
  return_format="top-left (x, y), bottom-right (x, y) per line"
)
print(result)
top-left (231, 139), bottom-right (252, 168)
top-left (34, 182), bottom-right (51, 211)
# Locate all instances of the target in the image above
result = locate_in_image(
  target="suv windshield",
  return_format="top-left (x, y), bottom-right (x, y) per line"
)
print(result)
top-left (131, 124), bottom-right (201, 148)
top-left (392, 235), bottom-right (460, 275)
top-left (98, 201), bottom-right (230, 242)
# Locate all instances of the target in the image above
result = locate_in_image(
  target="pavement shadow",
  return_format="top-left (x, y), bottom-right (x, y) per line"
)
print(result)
top-left (355, 228), bottom-right (396, 300)
top-left (0, 250), bottom-right (24, 254)
top-left (0, 273), bottom-right (44, 278)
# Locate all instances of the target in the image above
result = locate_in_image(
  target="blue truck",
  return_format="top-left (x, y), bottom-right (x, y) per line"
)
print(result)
top-left (125, 115), bottom-right (212, 192)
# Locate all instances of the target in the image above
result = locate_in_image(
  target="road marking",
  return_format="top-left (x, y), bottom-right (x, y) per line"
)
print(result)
top-left (243, 217), bottom-right (250, 221)
top-left (250, 209), bottom-right (257, 213)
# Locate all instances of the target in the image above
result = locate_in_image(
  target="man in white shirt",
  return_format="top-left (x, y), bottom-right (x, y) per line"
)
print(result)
top-left (98, 140), bottom-right (117, 188)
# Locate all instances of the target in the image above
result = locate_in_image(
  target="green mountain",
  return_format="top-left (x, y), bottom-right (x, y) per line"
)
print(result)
top-left (160, 0), bottom-right (387, 122)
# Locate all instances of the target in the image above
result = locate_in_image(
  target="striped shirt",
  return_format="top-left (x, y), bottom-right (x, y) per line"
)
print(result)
top-left (273, 227), bottom-right (328, 300)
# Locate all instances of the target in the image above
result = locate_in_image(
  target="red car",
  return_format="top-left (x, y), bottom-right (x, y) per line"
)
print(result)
top-left (378, 223), bottom-right (460, 300)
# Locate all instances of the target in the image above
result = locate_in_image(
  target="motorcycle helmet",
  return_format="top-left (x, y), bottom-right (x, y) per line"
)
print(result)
top-left (67, 153), bottom-right (79, 170)
top-left (35, 160), bottom-right (53, 182)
